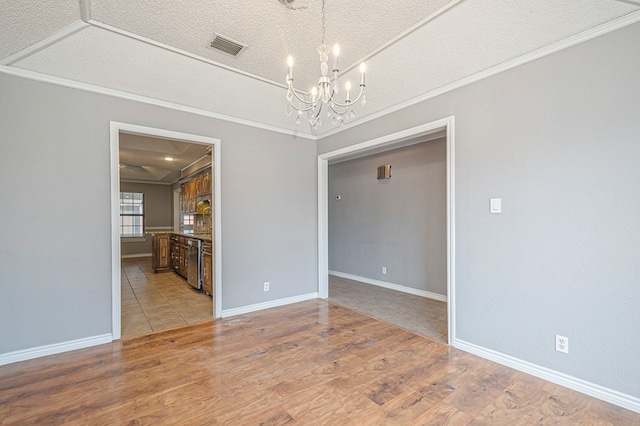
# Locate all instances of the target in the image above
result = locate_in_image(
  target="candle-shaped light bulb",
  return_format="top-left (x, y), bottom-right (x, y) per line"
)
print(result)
top-left (287, 55), bottom-right (293, 79)
top-left (311, 86), bottom-right (318, 101)
top-left (345, 81), bottom-right (351, 101)
top-left (359, 62), bottom-right (366, 85)
top-left (333, 44), bottom-right (340, 70)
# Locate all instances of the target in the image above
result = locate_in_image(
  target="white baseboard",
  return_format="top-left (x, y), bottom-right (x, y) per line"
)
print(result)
top-left (454, 338), bottom-right (640, 414)
top-left (0, 334), bottom-right (113, 366)
top-left (329, 270), bottom-right (447, 303)
top-left (221, 292), bottom-right (319, 318)
top-left (121, 253), bottom-right (152, 259)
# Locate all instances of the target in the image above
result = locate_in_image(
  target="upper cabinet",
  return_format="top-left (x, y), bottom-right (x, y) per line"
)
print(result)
top-left (180, 167), bottom-right (212, 213)
top-left (194, 175), bottom-right (202, 197)
top-left (201, 171), bottom-right (211, 196)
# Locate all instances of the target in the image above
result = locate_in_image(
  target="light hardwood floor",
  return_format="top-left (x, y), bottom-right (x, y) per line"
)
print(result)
top-left (329, 274), bottom-right (448, 343)
top-left (121, 257), bottom-right (212, 337)
top-left (1, 300), bottom-right (637, 424)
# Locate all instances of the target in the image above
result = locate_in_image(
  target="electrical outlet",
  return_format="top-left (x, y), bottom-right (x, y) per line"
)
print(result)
top-left (555, 335), bottom-right (569, 353)
top-left (263, 281), bottom-right (270, 292)
top-left (382, 266), bottom-right (387, 275)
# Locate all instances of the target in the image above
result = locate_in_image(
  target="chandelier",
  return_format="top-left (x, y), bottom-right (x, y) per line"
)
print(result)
top-left (283, 0), bottom-right (367, 128)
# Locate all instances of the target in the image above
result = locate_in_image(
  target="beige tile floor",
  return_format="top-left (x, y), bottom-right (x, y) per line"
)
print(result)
top-left (121, 257), bottom-right (213, 338)
top-left (328, 275), bottom-right (448, 343)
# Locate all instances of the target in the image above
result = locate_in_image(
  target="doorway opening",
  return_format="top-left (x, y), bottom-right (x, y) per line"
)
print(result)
top-left (110, 122), bottom-right (222, 341)
top-left (317, 117), bottom-right (455, 344)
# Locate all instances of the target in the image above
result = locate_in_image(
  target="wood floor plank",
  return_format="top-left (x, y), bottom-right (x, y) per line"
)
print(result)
top-left (0, 300), bottom-right (638, 425)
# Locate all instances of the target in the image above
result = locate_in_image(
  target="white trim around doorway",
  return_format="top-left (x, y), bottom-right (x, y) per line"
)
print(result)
top-left (109, 122), bottom-right (222, 341)
top-left (317, 116), bottom-right (456, 345)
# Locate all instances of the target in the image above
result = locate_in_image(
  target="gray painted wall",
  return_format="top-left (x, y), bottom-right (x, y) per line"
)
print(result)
top-left (120, 181), bottom-right (173, 256)
top-left (328, 140), bottom-right (447, 295)
top-left (319, 23), bottom-right (640, 399)
top-left (0, 72), bottom-right (317, 355)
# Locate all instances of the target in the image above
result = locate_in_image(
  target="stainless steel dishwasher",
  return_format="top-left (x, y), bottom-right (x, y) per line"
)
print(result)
top-left (187, 238), bottom-right (202, 289)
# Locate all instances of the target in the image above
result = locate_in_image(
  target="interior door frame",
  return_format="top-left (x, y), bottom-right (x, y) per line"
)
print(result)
top-left (317, 116), bottom-right (456, 344)
top-left (110, 122), bottom-right (222, 340)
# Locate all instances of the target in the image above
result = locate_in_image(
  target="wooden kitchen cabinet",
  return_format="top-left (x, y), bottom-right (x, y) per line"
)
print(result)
top-left (151, 233), bottom-right (171, 272)
top-left (189, 180), bottom-right (196, 211)
top-left (200, 171), bottom-right (211, 196)
top-left (179, 241), bottom-right (189, 279)
top-left (180, 181), bottom-right (188, 212)
top-left (180, 168), bottom-right (211, 214)
top-left (202, 241), bottom-right (213, 296)
top-left (170, 235), bottom-right (188, 279)
top-left (180, 180), bottom-right (196, 213)
top-left (170, 235), bottom-right (180, 272)
top-left (194, 175), bottom-right (203, 198)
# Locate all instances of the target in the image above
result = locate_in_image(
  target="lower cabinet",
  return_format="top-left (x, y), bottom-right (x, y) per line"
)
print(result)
top-left (202, 241), bottom-right (213, 295)
top-left (179, 242), bottom-right (188, 279)
top-left (171, 235), bottom-right (189, 279)
top-left (151, 233), bottom-right (171, 272)
top-left (168, 234), bottom-right (212, 296)
top-left (170, 235), bottom-right (180, 271)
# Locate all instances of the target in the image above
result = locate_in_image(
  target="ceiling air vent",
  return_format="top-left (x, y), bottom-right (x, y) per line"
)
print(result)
top-left (208, 34), bottom-right (247, 57)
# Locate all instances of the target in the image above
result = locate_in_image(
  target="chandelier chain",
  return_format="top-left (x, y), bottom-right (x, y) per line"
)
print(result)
top-left (321, 0), bottom-right (326, 45)
top-left (280, 0), bottom-right (317, 11)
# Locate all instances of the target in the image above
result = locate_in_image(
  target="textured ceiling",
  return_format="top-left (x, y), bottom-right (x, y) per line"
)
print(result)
top-left (0, 0), bottom-right (79, 58)
top-left (1, 0), bottom-right (639, 138)
top-left (90, 0), bottom-right (453, 91)
top-left (119, 133), bottom-right (209, 184)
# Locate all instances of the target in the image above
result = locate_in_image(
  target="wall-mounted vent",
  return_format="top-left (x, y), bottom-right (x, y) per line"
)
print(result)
top-left (208, 34), bottom-right (247, 57)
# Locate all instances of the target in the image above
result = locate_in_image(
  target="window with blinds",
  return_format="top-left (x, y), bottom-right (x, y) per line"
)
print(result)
top-left (120, 192), bottom-right (145, 237)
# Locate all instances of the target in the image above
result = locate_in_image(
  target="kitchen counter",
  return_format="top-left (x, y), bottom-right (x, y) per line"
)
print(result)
top-left (172, 232), bottom-right (213, 242)
top-left (147, 231), bottom-right (212, 242)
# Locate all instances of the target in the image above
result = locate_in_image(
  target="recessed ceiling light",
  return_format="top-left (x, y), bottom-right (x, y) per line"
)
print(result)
top-left (164, 157), bottom-right (175, 161)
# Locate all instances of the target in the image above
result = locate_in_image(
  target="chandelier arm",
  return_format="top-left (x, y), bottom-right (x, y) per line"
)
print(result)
top-left (288, 84), bottom-right (316, 107)
top-left (313, 102), bottom-right (323, 118)
top-left (331, 92), bottom-right (364, 108)
top-left (288, 98), bottom-right (317, 113)
top-left (328, 102), bottom-right (347, 115)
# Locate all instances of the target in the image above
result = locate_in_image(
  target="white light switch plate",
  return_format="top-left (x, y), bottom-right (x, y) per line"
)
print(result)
top-left (490, 198), bottom-right (502, 214)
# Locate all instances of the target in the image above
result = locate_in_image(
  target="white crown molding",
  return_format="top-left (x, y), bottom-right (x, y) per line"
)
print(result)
top-left (3, 8), bottom-right (639, 141)
top-left (0, 66), bottom-right (316, 140)
top-left (454, 338), bottom-right (640, 414)
top-left (329, 271), bottom-right (447, 302)
top-left (86, 19), bottom-right (311, 133)
top-left (0, 334), bottom-right (113, 366)
top-left (338, 0), bottom-right (466, 76)
top-left (220, 293), bottom-right (319, 318)
top-left (616, 0), bottom-right (640, 6)
top-left (87, 20), bottom-right (287, 91)
top-left (316, 9), bottom-right (640, 140)
top-left (0, 20), bottom-right (90, 66)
